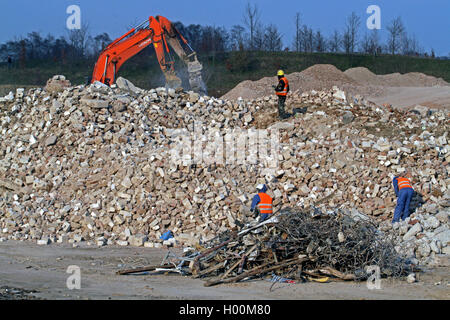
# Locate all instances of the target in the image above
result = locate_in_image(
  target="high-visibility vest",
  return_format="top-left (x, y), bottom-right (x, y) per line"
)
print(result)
top-left (276, 77), bottom-right (289, 96)
top-left (257, 192), bottom-right (273, 214)
top-left (397, 177), bottom-right (413, 190)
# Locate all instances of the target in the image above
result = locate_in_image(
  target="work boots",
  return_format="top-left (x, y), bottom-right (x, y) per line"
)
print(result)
top-left (280, 112), bottom-right (291, 120)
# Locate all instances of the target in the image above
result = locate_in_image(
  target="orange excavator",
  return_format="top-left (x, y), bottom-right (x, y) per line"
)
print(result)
top-left (91, 15), bottom-right (207, 95)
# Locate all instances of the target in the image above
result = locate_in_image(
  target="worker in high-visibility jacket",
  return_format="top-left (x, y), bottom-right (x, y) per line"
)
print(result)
top-left (392, 172), bottom-right (414, 223)
top-left (250, 184), bottom-right (273, 222)
top-left (274, 70), bottom-right (290, 119)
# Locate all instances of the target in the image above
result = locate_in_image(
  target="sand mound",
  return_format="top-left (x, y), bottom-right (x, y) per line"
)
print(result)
top-left (300, 64), bottom-right (357, 84)
top-left (344, 67), bottom-right (449, 87)
top-left (223, 64), bottom-right (449, 101)
top-left (378, 72), bottom-right (449, 87)
top-left (344, 67), bottom-right (384, 86)
top-left (221, 64), bottom-right (359, 100)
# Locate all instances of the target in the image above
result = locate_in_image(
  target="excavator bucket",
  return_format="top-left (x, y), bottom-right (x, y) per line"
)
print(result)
top-left (164, 72), bottom-right (183, 90)
top-left (187, 60), bottom-right (207, 96)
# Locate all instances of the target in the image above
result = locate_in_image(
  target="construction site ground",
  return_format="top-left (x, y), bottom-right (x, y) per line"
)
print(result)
top-left (366, 86), bottom-right (450, 110)
top-left (0, 241), bottom-right (449, 300)
top-left (1, 65), bottom-right (449, 301)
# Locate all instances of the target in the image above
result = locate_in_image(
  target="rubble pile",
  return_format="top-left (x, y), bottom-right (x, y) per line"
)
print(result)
top-left (0, 76), bottom-right (448, 263)
top-left (378, 198), bottom-right (450, 265)
top-left (118, 208), bottom-right (412, 286)
top-left (44, 75), bottom-right (72, 94)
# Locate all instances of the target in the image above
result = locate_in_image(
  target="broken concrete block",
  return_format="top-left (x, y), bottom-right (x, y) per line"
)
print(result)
top-left (45, 135), bottom-right (57, 146)
top-left (37, 238), bottom-right (50, 245)
top-left (403, 223), bottom-right (422, 241)
top-left (129, 234), bottom-right (147, 247)
top-left (116, 77), bottom-right (142, 94)
top-left (342, 111), bottom-right (354, 124)
top-left (116, 240), bottom-right (129, 246)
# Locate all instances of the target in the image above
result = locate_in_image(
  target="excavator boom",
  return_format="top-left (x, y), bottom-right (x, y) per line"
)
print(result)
top-left (91, 15), bottom-right (207, 95)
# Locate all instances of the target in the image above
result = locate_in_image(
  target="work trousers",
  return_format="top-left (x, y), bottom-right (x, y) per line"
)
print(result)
top-left (393, 188), bottom-right (414, 223)
top-left (277, 95), bottom-right (286, 118)
top-left (259, 213), bottom-right (270, 222)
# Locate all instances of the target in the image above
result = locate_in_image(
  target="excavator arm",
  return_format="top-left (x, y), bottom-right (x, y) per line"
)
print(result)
top-left (91, 15), bottom-right (207, 95)
top-left (156, 16), bottom-right (207, 94)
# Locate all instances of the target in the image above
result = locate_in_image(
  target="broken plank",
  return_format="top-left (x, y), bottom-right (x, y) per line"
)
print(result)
top-left (319, 267), bottom-right (356, 280)
top-left (204, 257), bottom-right (305, 287)
top-left (193, 260), bottom-right (227, 278)
top-left (220, 244), bottom-right (257, 279)
top-left (116, 264), bottom-right (173, 275)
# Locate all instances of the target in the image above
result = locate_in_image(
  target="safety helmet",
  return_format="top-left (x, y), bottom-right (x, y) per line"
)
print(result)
top-left (277, 70), bottom-right (284, 76)
top-left (256, 184), bottom-right (265, 191)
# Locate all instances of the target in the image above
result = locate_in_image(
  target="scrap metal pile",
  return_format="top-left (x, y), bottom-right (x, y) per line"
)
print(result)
top-left (118, 207), bottom-right (413, 286)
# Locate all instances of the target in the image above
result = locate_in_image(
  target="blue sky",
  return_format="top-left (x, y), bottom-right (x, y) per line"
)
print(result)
top-left (1, 0), bottom-right (449, 55)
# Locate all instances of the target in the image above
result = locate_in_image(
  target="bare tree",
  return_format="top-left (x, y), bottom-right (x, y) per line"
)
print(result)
top-left (92, 33), bottom-right (111, 54)
top-left (184, 24), bottom-right (203, 52)
top-left (345, 12), bottom-right (361, 53)
top-left (314, 30), bottom-right (326, 52)
top-left (253, 23), bottom-right (265, 51)
top-left (361, 32), bottom-right (370, 53)
top-left (292, 12), bottom-right (301, 52)
top-left (328, 30), bottom-right (341, 53)
top-left (361, 29), bottom-right (379, 55)
top-left (401, 32), bottom-right (420, 56)
top-left (264, 24), bottom-right (283, 51)
top-left (200, 26), bottom-right (229, 54)
top-left (386, 16), bottom-right (405, 55)
top-left (27, 32), bottom-right (43, 60)
top-left (342, 29), bottom-right (351, 54)
top-left (300, 25), bottom-right (313, 53)
top-left (230, 25), bottom-right (247, 51)
top-left (67, 23), bottom-right (90, 58)
top-left (242, 2), bottom-right (261, 50)
top-left (370, 30), bottom-right (381, 54)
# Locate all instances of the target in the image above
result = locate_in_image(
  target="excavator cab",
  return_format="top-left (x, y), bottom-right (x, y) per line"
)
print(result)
top-left (91, 15), bottom-right (207, 95)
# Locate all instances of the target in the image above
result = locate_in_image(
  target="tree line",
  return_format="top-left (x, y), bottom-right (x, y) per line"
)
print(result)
top-left (0, 2), bottom-right (439, 67)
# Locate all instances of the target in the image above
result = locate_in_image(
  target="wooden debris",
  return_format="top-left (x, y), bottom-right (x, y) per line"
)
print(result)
top-left (204, 257), bottom-right (304, 287)
top-left (116, 264), bottom-right (174, 275)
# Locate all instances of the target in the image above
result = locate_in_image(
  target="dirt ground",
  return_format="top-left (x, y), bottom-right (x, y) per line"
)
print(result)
top-left (0, 241), bottom-right (448, 300)
top-left (366, 86), bottom-right (450, 110)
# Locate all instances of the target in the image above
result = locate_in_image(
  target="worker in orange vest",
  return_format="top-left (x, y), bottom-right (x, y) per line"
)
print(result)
top-left (273, 70), bottom-right (290, 119)
top-left (392, 171), bottom-right (414, 223)
top-left (250, 184), bottom-right (273, 222)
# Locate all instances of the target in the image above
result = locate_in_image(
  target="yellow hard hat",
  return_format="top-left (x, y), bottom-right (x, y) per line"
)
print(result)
top-left (277, 70), bottom-right (284, 76)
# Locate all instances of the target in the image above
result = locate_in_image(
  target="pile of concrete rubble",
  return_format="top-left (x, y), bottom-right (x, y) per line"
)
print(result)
top-left (0, 76), bottom-right (448, 266)
top-left (379, 200), bottom-right (450, 265)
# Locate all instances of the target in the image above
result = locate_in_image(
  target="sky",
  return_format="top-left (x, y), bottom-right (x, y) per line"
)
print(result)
top-left (1, 0), bottom-right (449, 56)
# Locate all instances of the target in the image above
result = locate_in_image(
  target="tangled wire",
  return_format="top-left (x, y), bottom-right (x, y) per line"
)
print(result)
top-left (272, 208), bottom-right (411, 279)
